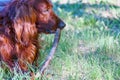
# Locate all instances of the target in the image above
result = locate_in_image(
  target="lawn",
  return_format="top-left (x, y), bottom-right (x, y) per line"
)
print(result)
top-left (1, 0), bottom-right (120, 80)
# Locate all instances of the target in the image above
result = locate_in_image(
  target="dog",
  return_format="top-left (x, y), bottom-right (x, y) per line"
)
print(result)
top-left (0, 0), bottom-right (65, 73)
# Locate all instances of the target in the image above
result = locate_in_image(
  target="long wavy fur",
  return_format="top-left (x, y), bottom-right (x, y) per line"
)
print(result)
top-left (0, 0), bottom-right (39, 72)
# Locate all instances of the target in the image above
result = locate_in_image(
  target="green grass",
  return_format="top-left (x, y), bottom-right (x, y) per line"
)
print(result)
top-left (1, 0), bottom-right (120, 80)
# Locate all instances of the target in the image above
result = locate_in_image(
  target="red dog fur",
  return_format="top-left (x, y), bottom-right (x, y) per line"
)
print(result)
top-left (0, 0), bottom-right (65, 72)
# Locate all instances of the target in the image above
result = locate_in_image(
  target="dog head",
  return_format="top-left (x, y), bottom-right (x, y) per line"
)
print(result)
top-left (0, 0), bottom-right (66, 34)
top-left (31, 0), bottom-right (66, 33)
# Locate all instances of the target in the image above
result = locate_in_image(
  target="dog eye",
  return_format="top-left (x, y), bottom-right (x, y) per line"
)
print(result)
top-left (44, 9), bottom-right (49, 12)
top-left (43, 7), bottom-right (50, 13)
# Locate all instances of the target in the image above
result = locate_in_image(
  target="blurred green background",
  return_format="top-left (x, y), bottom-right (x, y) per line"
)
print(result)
top-left (42, 0), bottom-right (120, 80)
top-left (1, 0), bottom-right (120, 80)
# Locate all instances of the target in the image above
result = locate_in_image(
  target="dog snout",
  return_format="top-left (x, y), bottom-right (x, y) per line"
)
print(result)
top-left (58, 21), bottom-right (66, 29)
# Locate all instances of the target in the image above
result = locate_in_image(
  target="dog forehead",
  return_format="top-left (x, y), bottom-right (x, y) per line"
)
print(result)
top-left (46, 0), bottom-right (53, 8)
top-left (34, 0), bottom-right (52, 6)
top-left (47, 0), bottom-right (52, 4)
top-left (42, 0), bottom-right (52, 6)
top-left (37, 0), bottom-right (53, 8)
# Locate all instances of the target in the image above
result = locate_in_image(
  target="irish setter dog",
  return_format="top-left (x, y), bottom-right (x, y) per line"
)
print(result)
top-left (0, 0), bottom-right (65, 73)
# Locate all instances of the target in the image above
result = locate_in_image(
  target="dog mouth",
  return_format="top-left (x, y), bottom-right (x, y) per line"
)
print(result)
top-left (46, 29), bottom-right (56, 34)
top-left (37, 28), bottom-right (56, 34)
top-left (36, 24), bottom-right (64, 34)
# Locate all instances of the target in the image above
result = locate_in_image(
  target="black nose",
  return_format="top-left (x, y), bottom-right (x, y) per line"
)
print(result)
top-left (58, 21), bottom-right (66, 29)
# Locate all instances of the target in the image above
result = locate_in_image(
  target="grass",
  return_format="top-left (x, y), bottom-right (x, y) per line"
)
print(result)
top-left (1, 0), bottom-right (120, 80)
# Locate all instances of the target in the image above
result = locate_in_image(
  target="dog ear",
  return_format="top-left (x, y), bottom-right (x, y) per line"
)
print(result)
top-left (12, 4), bottom-right (37, 43)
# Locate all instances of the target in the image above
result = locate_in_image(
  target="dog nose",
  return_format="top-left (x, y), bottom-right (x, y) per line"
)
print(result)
top-left (58, 21), bottom-right (66, 29)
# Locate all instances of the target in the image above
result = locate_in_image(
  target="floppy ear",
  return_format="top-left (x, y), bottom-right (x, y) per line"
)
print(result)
top-left (12, 4), bottom-right (37, 44)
